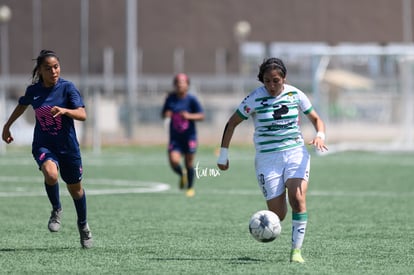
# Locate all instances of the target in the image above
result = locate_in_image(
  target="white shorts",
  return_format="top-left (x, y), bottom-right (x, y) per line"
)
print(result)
top-left (255, 146), bottom-right (310, 200)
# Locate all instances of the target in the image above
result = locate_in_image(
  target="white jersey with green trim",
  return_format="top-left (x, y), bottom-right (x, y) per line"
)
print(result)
top-left (236, 84), bottom-right (313, 154)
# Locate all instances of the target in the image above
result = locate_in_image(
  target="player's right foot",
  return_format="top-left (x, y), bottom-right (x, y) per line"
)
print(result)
top-left (78, 223), bottom-right (93, 249)
top-left (185, 188), bottom-right (195, 197)
top-left (290, 248), bottom-right (305, 263)
top-left (48, 208), bottom-right (62, 232)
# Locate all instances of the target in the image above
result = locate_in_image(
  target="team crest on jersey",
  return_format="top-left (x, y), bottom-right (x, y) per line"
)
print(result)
top-left (286, 92), bottom-right (296, 102)
top-left (243, 105), bottom-right (251, 113)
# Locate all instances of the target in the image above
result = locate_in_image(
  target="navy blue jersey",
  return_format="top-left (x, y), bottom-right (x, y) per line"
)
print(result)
top-left (19, 78), bottom-right (84, 152)
top-left (162, 92), bottom-right (203, 140)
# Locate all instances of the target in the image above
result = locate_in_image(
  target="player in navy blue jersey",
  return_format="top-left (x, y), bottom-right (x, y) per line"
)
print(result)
top-left (161, 73), bottom-right (205, 197)
top-left (2, 50), bottom-right (92, 248)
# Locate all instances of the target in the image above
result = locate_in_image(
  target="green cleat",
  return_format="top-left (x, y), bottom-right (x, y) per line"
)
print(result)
top-left (290, 248), bottom-right (305, 263)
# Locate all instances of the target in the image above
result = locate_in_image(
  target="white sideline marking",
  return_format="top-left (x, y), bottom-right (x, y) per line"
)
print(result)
top-left (0, 176), bottom-right (411, 198)
top-left (194, 189), bottom-right (414, 197)
top-left (0, 176), bottom-right (170, 197)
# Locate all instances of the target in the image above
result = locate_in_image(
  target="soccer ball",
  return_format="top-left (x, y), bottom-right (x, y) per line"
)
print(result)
top-left (248, 210), bottom-right (281, 242)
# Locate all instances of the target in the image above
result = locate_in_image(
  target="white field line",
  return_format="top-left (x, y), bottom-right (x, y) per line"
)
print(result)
top-left (200, 189), bottom-right (414, 197)
top-left (0, 176), bottom-right (170, 197)
top-left (0, 176), bottom-right (412, 198)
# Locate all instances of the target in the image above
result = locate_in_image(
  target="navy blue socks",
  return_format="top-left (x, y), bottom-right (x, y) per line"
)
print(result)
top-left (44, 182), bottom-right (61, 210)
top-left (73, 189), bottom-right (87, 227)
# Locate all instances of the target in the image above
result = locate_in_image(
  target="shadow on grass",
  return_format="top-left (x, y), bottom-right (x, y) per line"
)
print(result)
top-left (0, 247), bottom-right (76, 252)
top-left (230, 256), bottom-right (266, 265)
top-left (150, 256), bottom-right (265, 264)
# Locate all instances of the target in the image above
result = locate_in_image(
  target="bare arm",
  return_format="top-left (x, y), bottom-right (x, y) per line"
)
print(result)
top-left (217, 112), bottom-right (244, 170)
top-left (2, 104), bottom-right (28, 143)
top-left (162, 110), bottom-right (172, 118)
top-left (50, 106), bottom-right (87, 121)
top-left (220, 112), bottom-right (244, 148)
top-left (180, 111), bottom-right (205, 121)
top-left (306, 109), bottom-right (328, 152)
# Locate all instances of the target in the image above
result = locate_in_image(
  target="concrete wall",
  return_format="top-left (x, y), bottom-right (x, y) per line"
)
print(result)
top-left (0, 0), bottom-right (410, 75)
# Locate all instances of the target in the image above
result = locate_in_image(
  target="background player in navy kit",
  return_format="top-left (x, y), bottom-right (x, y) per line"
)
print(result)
top-left (161, 73), bottom-right (204, 197)
top-left (2, 50), bottom-right (92, 248)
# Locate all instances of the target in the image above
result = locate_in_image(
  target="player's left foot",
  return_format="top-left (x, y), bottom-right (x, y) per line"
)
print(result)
top-left (290, 248), bottom-right (305, 263)
top-left (185, 188), bottom-right (195, 197)
top-left (78, 223), bottom-right (93, 249)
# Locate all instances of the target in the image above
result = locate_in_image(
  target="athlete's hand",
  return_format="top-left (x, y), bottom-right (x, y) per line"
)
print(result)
top-left (308, 137), bottom-right (328, 152)
top-left (217, 160), bottom-right (229, 171)
top-left (50, 106), bottom-right (66, 117)
top-left (180, 111), bottom-right (190, 120)
top-left (217, 148), bottom-right (229, 170)
top-left (2, 127), bottom-right (14, 144)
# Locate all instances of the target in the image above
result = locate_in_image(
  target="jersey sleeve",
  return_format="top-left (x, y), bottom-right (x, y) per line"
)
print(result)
top-left (18, 95), bottom-right (31, 106)
top-left (161, 93), bottom-right (172, 115)
top-left (66, 82), bottom-right (84, 109)
top-left (190, 95), bottom-right (204, 113)
top-left (298, 90), bottom-right (313, 114)
top-left (18, 86), bottom-right (33, 106)
top-left (236, 93), bottom-right (254, 120)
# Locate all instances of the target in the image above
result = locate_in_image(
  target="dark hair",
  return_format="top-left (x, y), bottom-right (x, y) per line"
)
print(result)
top-left (31, 49), bottom-right (59, 84)
top-left (257, 57), bottom-right (287, 83)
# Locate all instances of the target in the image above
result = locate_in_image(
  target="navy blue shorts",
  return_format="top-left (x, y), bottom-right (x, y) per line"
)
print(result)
top-left (168, 138), bottom-right (197, 154)
top-left (33, 147), bottom-right (83, 184)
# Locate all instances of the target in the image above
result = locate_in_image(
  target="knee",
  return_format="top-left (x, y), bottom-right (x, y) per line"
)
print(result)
top-left (169, 158), bottom-right (181, 167)
top-left (43, 166), bottom-right (59, 185)
top-left (67, 183), bottom-right (83, 199)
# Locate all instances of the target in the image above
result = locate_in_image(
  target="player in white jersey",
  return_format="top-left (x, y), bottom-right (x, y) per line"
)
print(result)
top-left (217, 58), bottom-right (328, 263)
